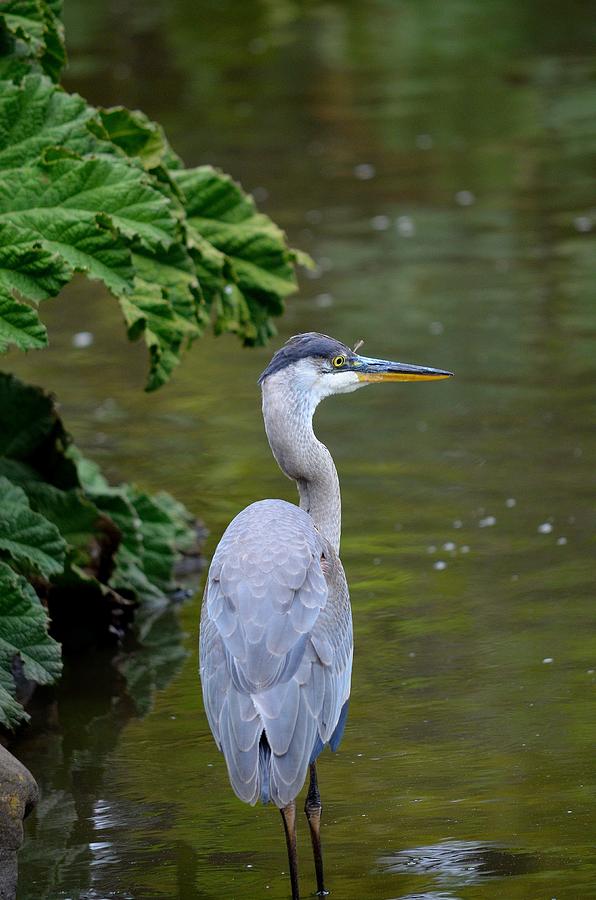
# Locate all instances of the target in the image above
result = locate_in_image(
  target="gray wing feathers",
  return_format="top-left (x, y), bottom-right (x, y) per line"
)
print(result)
top-left (199, 499), bottom-right (353, 808)
top-left (218, 690), bottom-right (261, 803)
top-left (269, 691), bottom-right (319, 805)
top-left (205, 500), bottom-right (328, 692)
top-left (252, 678), bottom-right (300, 755)
top-left (199, 610), bottom-right (226, 746)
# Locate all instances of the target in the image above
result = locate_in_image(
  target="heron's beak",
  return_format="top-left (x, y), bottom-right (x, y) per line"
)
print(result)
top-left (353, 354), bottom-right (453, 383)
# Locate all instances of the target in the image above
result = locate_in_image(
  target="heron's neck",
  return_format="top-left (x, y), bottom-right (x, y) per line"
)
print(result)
top-left (262, 376), bottom-right (341, 553)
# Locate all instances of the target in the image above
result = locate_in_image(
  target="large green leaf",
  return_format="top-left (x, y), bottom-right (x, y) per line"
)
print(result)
top-left (0, 156), bottom-right (142, 347)
top-left (186, 224), bottom-right (226, 298)
top-left (151, 490), bottom-right (200, 554)
top-left (121, 247), bottom-right (206, 390)
top-left (69, 467), bottom-right (156, 601)
top-left (0, 560), bottom-right (62, 727)
top-left (0, 0), bottom-right (66, 82)
top-left (0, 374), bottom-right (58, 457)
top-left (0, 378), bottom-right (200, 728)
top-left (176, 165), bottom-right (300, 344)
top-left (132, 245), bottom-right (204, 323)
top-left (23, 482), bottom-right (101, 564)
top-left (96, 106), bottom-right (182, 172)
top-left (0, 458), bottom-right (97, 553)
top-left (0, 372), bottom-right (78, 487)
top-left (66, 444), bottom-right (109, 494)
top-left (126, 489), bottom-right (177, 592)
top-left (0, 155), bottom-right (178, 256)
top-left (80, 486), bottom-right (162, 602)
top-left (0, 0), bottom-right (47, 57)
top-left (0, 377), bottom-right (198, 730)
top-left (0, 220), bottom-right (71, 302)
top-left (0, 46), bottom-right (306, 383)
top-left (74, 453), bottom-right (198, 602)
top-left (0, 72), bottom-right (209, 384)
top-left (119, 280), bottom-right (188, 392)
top-left (0, 457), bottom-right (40, 485)
top-left (0, 74), bottom-right (106, 169)
top-left (0, 184), bottom-right (133, 298)
top-left (0, 76), bottom-right (201, 374)
top-left (122, 242), bottom-right (205, 391)
top-left (0, 476), bottom-right (65, 577)
top-left (0, 285), bottom-right (47, 351)
top-left (0, 665), bottom-right (24, 729)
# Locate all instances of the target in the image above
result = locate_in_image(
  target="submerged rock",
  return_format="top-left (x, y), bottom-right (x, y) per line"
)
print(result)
top-left (0, 745), bottom-right (39, 900)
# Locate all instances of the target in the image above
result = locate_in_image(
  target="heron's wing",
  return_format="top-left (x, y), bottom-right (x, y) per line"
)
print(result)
top-left (260, 553), bottom-right (353, 806)
top-left (203, 500), bottom-right (329, 694)
top-left (199, 499), bottom-right (352, 807)
top-left (298, 551), bottom-right (353, 750)
top-left (200, 604), bottom-right (266, 804)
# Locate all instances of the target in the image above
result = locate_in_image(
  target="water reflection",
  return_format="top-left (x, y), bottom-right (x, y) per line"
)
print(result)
top-left (388, 893), bottom-right (462, 900)
top-left (379, 839), bottom-right (543, 886)
top-left (16, 605), bottom-right (190, 899)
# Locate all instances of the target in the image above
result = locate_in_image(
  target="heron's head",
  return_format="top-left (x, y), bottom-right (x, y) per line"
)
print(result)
top-left (258, 332), bottom-right (452, 405)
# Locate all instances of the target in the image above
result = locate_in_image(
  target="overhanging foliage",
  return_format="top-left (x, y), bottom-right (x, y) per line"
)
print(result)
top-left (0, 0), bottom-right (307, 390)
top-left (0, 0), bottom-right (306, 728)
top-left (0, 373), bottom-right (199, 728)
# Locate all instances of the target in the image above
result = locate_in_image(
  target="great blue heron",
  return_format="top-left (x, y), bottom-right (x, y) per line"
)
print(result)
top-left (199, 332), bottom-right (452, 898)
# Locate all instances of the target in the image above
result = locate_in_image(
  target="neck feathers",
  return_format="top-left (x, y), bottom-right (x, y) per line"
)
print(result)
top-left (261, 373), bottom-right (341, 553)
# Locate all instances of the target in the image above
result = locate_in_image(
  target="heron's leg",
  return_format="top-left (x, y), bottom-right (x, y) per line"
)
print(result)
top-left (280, 800), bottom-right (300, 900)
top-left (304, 762), bottom-right (328, 895)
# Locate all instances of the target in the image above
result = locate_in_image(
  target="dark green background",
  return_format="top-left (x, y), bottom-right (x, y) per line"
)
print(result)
top-left (10, 1), bottom-right (596, 897)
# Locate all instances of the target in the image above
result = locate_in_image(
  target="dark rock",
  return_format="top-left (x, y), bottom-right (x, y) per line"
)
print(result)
top-left (0, 745), bottom-right (39, 900)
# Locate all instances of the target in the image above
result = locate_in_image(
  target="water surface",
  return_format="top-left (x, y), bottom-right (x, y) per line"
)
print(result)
top-left (10, 2), bottom-right (596, 898)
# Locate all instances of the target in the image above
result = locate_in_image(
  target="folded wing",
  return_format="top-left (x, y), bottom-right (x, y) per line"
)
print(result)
top-left (199, 499), bottom-right (352, 807)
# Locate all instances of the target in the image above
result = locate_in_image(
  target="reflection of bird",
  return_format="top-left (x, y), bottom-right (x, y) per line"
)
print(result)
top-left (199, 333), bottom-right (452, 899)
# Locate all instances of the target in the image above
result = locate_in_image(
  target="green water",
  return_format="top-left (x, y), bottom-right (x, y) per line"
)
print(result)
top-left (10, 1), bottom-right (596, 898)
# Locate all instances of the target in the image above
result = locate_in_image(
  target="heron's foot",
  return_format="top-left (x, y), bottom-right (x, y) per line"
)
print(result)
top-left (315, 889), bottom-right (330, 896)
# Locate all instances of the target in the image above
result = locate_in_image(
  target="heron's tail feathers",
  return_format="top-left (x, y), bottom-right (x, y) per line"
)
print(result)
top-left (219, 684), bottom-right (326, 808)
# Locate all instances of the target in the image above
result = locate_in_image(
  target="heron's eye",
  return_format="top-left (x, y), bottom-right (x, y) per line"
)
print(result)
top-left (332, 355), bottom-right (346, 368)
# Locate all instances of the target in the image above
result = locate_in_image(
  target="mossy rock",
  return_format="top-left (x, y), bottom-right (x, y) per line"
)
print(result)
top-left (0, 744), bottom-right (38, 900)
